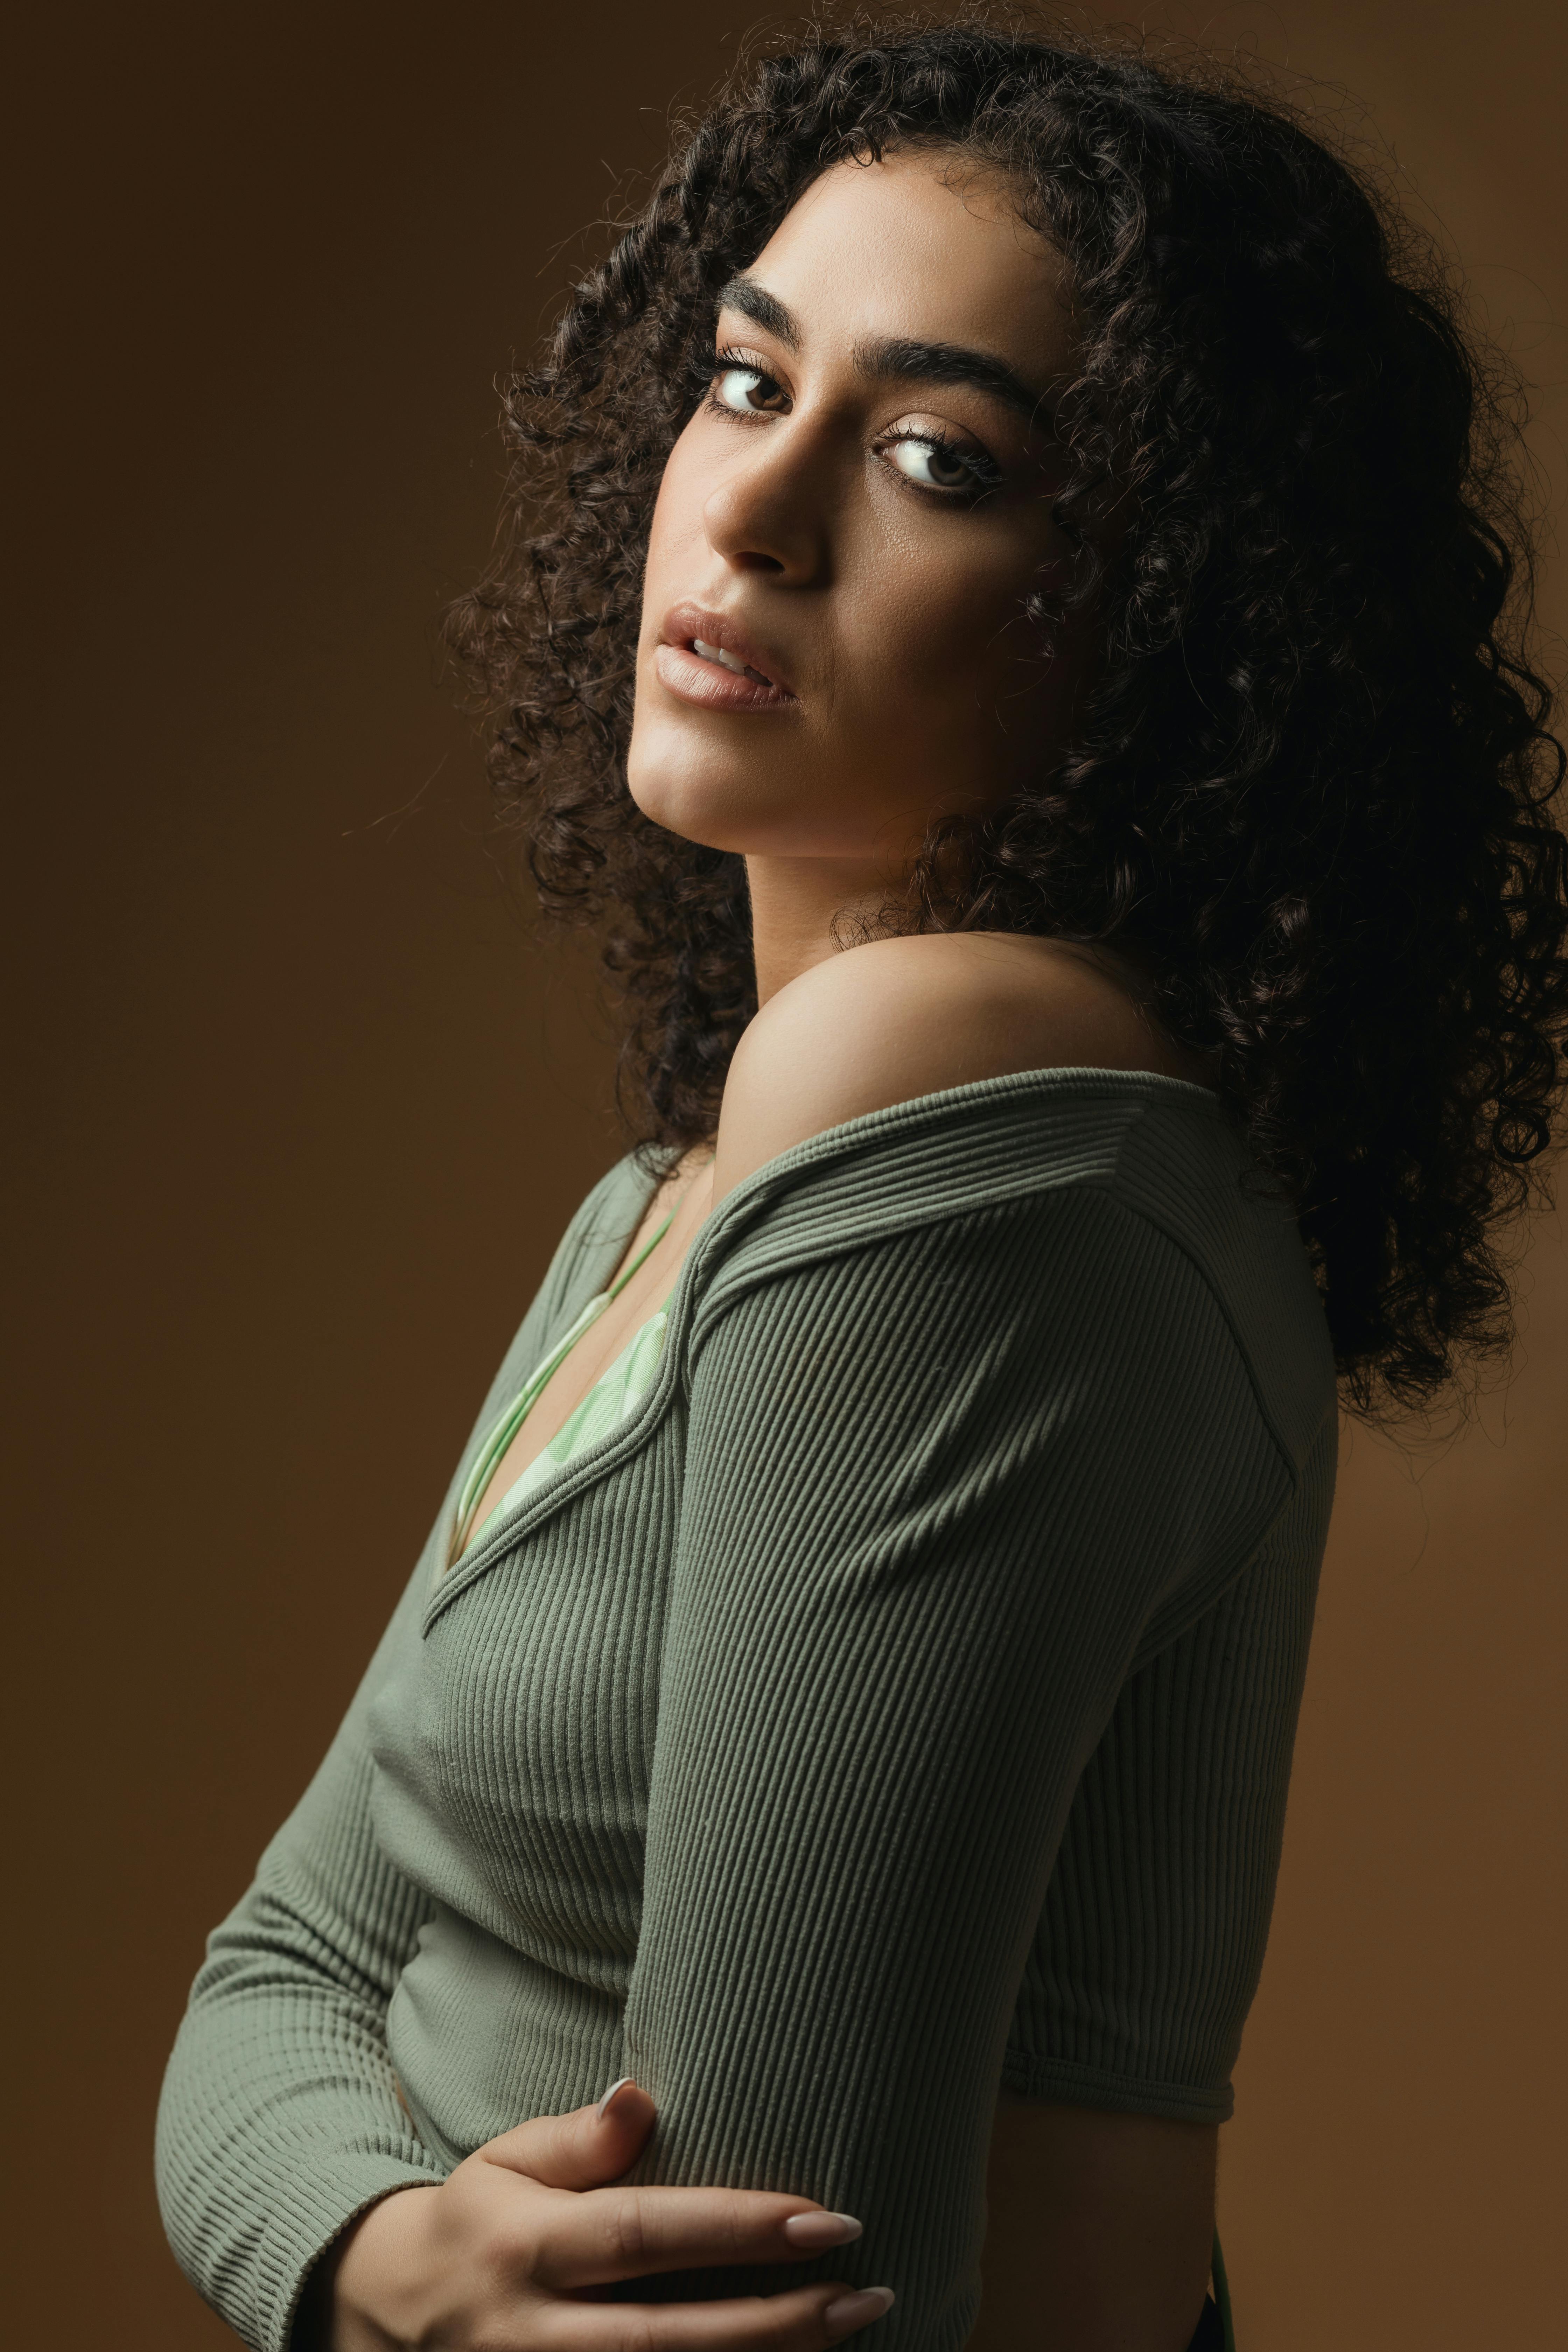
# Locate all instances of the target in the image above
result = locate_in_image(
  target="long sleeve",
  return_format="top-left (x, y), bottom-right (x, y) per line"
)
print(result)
top-left (155, 1556), bottom-right (448, 2351)
top-left (619, 1182), bottom-right (1292, 2348)
top-left (155, 1155), bottom-right (654, 2351)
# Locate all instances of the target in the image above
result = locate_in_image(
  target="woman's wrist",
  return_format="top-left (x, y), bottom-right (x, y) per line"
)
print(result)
top-left (296, 2185), bottom-right (443, 2352)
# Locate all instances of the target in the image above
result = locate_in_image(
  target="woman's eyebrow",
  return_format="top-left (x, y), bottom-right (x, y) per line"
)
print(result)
top-left (854, 335), bottom-right (1053, 427)
top-left (714, 278), bottom-right (1052, 429)
top-left (716, 274), bottom-right (801, 348)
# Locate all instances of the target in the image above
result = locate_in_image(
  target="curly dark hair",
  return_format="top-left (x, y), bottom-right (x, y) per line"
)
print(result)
top-left (446, 7), bottom-right (1568, 1410)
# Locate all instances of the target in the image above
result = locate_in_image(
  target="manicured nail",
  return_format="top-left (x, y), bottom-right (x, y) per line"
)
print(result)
top-left (782, 2211), bottom-right (863, 2249)
top-left (824, 2286), bottom-right (895, 2335)
top-left (595, 2075), bottom-right (636, 2121)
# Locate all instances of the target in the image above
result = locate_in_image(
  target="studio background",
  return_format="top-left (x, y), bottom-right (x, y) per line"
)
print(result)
top-left (6, 5), bottom-right (1564, 2346)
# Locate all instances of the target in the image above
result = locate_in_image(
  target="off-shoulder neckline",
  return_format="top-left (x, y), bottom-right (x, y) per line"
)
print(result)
top-left (429, 1068), bottom-right (1240, 1622)
top-left (593, 1060), bottom-right (1228, 1318)
top-left (677, 1056), bottom-right (1224, 1219)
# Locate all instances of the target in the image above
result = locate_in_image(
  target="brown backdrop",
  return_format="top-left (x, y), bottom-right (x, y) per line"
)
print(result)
top-left (6, 6), bottom-right (1564, 2345)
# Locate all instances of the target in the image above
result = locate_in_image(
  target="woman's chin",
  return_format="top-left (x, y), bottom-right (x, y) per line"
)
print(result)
top-left (626, 750), bottom-right (800, 855)
top-left (627, 726), bottom-right (936, 864)
top-left (625, 770), bottom-right (737, 852)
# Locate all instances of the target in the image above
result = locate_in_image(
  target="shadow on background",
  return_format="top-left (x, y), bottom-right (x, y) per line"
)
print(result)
top-left (5, 5), bottom-right (1564, 2345)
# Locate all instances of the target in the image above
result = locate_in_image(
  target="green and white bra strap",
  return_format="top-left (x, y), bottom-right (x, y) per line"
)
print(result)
top-left (450, 1200), bottom-right (680, 1559)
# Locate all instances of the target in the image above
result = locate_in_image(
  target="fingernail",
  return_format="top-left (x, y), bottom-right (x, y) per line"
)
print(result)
top-left (595, 2075), bottom-right (636, 2121)
top-left (824, 2286), bottom-right (895, 2335)
top-left (782, 2210), bottom-right (863, 2249)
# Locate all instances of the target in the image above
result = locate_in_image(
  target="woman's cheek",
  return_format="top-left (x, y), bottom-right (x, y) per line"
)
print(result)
top-left (866, 576), bottom-right (1015, 730)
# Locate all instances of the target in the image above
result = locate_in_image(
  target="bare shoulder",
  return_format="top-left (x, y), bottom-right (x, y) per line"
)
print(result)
top-left (713, 932), bottom-right (1213, 1203)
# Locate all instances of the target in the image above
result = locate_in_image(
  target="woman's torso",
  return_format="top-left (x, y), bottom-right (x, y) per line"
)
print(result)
top-left (453, 1143), bottom-right (1224, 2341)
top-left (365, 1072), bottom-right (1334, 2347)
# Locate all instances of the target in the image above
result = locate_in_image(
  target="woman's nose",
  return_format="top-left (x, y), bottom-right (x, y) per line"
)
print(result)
top-left (702, 430), bottom-right (831, 583)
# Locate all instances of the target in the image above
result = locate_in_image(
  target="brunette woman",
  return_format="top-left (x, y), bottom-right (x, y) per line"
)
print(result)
top-left (158, 19), bottom-right (1567, 2352)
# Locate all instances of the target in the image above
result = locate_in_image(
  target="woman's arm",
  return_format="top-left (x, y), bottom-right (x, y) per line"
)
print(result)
top-left (155, 1556), bottom-right (449, 2351)
top-left (155, 1155), bottom-right (669, 2350)
top-left (618, 1180), bottom-right (1290, 2349)
top-left (158, 1543), bottom-right (901, 2352)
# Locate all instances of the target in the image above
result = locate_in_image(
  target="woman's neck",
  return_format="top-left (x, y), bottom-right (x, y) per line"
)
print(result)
top-left (745, 852), bottom-right (908, 1006)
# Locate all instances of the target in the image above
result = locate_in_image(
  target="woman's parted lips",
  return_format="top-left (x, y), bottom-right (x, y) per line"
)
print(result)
top-left (658, 603), bottom-right (798, 698)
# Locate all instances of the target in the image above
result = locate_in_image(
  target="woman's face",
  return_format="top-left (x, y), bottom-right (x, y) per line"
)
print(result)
top-left (627, 149), bottom-right (1084, 874)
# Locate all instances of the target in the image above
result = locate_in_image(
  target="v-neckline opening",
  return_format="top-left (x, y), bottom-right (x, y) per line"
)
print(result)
top-left (424, 1065), bottom-right (1233, 1629)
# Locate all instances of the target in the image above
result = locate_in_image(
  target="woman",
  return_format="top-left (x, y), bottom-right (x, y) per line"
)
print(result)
top-left (156, 17), bottom-right (1567, 2352)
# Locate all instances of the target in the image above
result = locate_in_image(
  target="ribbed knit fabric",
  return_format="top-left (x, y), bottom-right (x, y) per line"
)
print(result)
top-left (156, 1070), bottom-right (1337, 2352)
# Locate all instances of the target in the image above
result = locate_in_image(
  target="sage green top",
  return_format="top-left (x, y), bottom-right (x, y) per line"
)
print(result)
top-left (156, 1070), bottom-right (1337, 2352)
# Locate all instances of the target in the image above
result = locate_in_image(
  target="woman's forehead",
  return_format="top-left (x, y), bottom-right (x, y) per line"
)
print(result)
top-left (742, 152), bottom-right (1075, 387)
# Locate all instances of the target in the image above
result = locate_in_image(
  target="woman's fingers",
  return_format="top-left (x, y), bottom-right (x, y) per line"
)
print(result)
top-left (534, 2281), bottom-right (896, 2351)
top-left (530, 2182), bottom-right (864, 2291)
top-left (325, 2096), bottom-right (891, 2352)
top-left (481, 2080), bottom-right (658, 2193)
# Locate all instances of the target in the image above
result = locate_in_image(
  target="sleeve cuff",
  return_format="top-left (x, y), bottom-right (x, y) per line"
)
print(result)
top-left (999, 2053), bottom-right (1236, 2124)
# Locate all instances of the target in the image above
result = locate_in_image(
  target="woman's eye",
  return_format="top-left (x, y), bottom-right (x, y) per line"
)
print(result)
top-left (711, 364), bottom-right (789, 415)
top-left (883, 434), bottom-right (993, 496)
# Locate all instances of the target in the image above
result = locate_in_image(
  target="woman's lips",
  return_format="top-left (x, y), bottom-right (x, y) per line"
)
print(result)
top-left (654, 605), bottom-right (797, 713)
